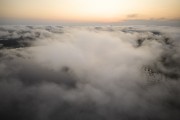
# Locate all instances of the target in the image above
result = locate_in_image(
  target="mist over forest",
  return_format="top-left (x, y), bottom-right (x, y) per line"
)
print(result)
top-left (0, 25), bottom-right (180, 120)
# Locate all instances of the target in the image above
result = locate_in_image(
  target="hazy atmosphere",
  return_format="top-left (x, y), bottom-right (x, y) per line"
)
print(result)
top-left (0, 1), bottom-right (180, 120)
top-left (0, 0), bottom-right (180, 25)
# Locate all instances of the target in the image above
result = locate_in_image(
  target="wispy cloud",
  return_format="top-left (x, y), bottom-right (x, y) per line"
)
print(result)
top-left (126, 14), bottom-right (139, 18)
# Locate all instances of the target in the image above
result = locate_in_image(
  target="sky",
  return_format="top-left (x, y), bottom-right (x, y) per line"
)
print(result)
top-left (0, 0), bottom-right (180, 24)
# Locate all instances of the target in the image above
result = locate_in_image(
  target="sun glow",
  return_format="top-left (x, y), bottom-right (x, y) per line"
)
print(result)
top-left (0, 0), bottom-right (180, 23)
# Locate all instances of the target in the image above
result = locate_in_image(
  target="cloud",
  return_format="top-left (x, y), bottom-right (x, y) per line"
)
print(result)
top-left (116, 19), bottom-right (180, 26)
top-left (0, 26), bottom-right (180, 120)
top-left (126, 14), bottom-right (139, 18)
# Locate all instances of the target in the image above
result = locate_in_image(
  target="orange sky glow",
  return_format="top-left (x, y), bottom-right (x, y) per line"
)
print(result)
top-left (0, 0), bottom-right (180, 23)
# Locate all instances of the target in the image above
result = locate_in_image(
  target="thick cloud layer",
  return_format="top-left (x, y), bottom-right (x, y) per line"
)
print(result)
top-left (0, 25), bottom-right (180, 120)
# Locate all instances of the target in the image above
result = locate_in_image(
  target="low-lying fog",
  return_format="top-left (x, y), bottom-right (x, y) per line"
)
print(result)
top-left (0, 25), bottom-right (180, 120)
